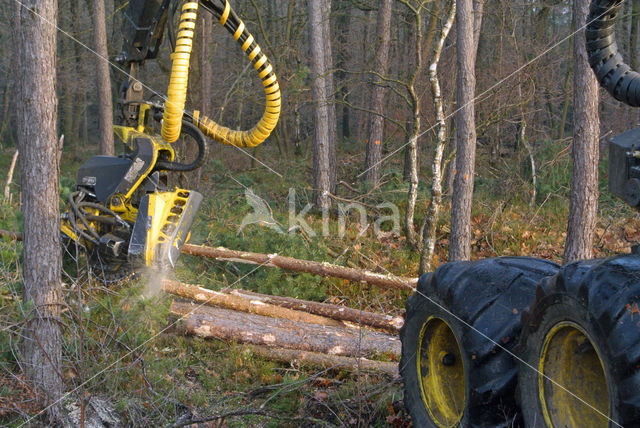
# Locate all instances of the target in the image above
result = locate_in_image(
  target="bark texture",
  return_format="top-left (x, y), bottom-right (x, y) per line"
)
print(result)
top-left (364, 0), bottom-right (393, 187)
top-left (246, 345), bottom-right (398, 375)
top-left (309, 0), bottom-right (334, 210)
top-left (13, 0), bottom-right (63, 419)
top-left (450, 0), bottom-right (479, 261)
top-left (163, 280), bottom-right (346, 328)
top-left (420, 0), bottom-right (456, 274)
top-left (401, 1), bottom-right (425, 247)
top-left (92, 0), bottom-right (114, 155)
top-left (221, 288), bottom-right (404, 333)
top-left (564, 0), bottom-right (600, 263)
top-left (182, 244), bottom-right (417, 290)
top-left (170, 300), bottom-right (401, 358)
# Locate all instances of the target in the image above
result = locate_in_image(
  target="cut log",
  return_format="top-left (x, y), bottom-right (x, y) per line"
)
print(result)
top-left (3, 150), bottom-right (18, 200)
top-left (221, 288), bottom-right (404, 333)
top-left (0, 232), bottom-right (417, 293)
top-left (245, 345), bottom-right (398, 376)
top-left (162, 280), bottom-right (345, 328)
top-left (170, 300), bottom-right (401, 359)
top-left (182, 244), bottom-right (417, 291)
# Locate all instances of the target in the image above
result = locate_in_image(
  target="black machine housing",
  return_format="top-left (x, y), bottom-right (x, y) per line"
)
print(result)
top-left (609, 127), bottom-right (640, 208)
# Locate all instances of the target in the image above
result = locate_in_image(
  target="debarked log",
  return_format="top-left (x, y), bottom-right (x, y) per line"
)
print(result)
top-left (221, 287), bottom-right (404, 333)
top-left (181, 244), bottom-right (417, 291)
top-left (245, 345), bottom-right (398, 376)
top-left (170, 300), bottom-right (401, 359)
top-left (163, 280), bottom-right (346, 328)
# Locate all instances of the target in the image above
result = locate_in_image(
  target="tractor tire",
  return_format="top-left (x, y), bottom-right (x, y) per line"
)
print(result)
top-left (400, 257), bottom-right (559, 427)
top-left (518, 255), bottom-right (640, 427)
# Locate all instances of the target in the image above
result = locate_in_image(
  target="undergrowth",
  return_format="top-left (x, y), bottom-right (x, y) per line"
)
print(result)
top-left (0, 136), bottom-right (638, 426)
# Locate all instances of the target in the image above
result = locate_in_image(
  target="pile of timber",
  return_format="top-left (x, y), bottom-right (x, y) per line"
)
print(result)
top-left (164, 280), bottom-right (402, 375)
top-left (0, 231), bottom-right (414, 375)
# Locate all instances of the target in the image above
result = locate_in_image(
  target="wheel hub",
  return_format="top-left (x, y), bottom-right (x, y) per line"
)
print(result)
top-left (539, 322), bottom-right (610, 427)
top-left (417, 317), bottom-right (466, 427)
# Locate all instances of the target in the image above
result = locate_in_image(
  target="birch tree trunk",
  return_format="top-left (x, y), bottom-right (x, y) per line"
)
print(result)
top-left (401, 1), bottom-right (424, 247)
top-left (309, 0), bottom-right (334, 210)
top-left (92, 0), bottom-right (114, 155)
top-left (564, 0), bottom-right (600, 263)
top-left (13, 0), bottom-right (63, 420)
top-left (450, 0), bottom-right (479, 261)
top-left (364, 0), bottom-right (393, 188)
top-left (420, 0), bottom-right (456, 274)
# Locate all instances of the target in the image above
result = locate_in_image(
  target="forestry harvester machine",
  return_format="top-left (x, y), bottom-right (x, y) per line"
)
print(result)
top-left (60, 0), bottom-right (280, 280)
top-left (398, 0), bottom-right (640, 427)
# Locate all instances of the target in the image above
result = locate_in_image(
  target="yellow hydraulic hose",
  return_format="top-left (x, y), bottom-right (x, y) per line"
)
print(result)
top-left (161, 1), bottom-right (198, 143)
top-left (192, 0), bottom-right (281, 148)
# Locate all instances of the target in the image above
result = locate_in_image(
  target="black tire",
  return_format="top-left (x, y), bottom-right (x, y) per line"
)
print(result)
top-left (400, 257), bottom-right (559, 427)
top-left (518, 255), bottom-right (640, 427)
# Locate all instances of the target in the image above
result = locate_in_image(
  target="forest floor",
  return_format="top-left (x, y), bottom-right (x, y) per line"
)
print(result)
top-left (0, 138), bottom-right (638, 427)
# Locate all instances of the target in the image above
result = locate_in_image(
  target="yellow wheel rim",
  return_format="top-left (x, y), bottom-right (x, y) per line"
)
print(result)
top-left (417, 317), bottom-right (466, 427)
top-left (539, 322), bottom-right (610, 427)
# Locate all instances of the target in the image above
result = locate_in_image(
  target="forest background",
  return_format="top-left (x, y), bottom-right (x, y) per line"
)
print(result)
top-left (2, 0), bottom-right (640, 426)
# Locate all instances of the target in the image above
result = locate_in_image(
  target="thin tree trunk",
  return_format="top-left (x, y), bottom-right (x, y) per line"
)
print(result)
top-left (181, 244), bottom-right (418, 290)
top-left (450, 0), bottom-right (479, 261)
top-left (0, 78), bottom-right (11, 145)
top-left (564, 0), bottom-right (600, 263)
top-left (402, 1), bottom-right (425, 247)
top-left (364, 0), bottom-right (393, 187)
top-left (13, 0), bottom-right (63, 420)
top-left (322, 0), bottom-right (338, 193)
top-left (245, 345), bottom-right (398, 375)
top-left (92, 0), bottom-right (114, 155)
top-left (631, 0), bottom-right (639, 70)
top-left (309, 0), bottom-right (333, 210)
top-left (4, 150), bottom-right (19, 200)
top-left (420, 0), bottom-right (456, 274)
top-left (472, 0), bottom-right (485, 63)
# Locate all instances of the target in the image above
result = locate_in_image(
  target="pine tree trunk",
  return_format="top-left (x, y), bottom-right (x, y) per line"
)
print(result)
top-left (309, 0), bottom-right (333, 210)
top-left (92, 0), bottom-right (114, 155)
top-left (450, 0), bottom-right (478, 261)
top-left (364, 0), bottom-right (393, 187)
top-left (631, 0), bottom-right (639, 70)
top-left (13, 0), bottom-right (63, 420)
top-left (564, 0), bottom-right (600, 263)
top-left (322, 1), bottom-right (338, 192)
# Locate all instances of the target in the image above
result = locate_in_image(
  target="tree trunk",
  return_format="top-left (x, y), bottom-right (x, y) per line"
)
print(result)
top-left (364, 0), bottom-right (393, 187)
top-left (4, 150), bottom-right (18, 200)
top-left (401, 2), bottom-right (425, 247)
top-left (450, 0), bottom-right (479, 261)
top-left (181, 244), bottom-right (418, 290)
top-left (13, 0), bottom-right (63, 420)
top-left (322, 1), bottom-right (338, 191)
top-left (163, 280), bottom-right (347, 328)
top-left (92, 0), bottom-right (114, 155)
top-left (420, 0), bottom-right (456, 274)
top-left (632, 0), bottom-right (639, 70)
top-left (170, 300), bottom-right (401, 359)
top-left (309, 0), bottom-right (334, 210)
top-left (245, 345), bottom-right (398, 375)
top-left (220, 288), bottom-right (404, 333)
top-left (564, 0), bottom-right (600, 264)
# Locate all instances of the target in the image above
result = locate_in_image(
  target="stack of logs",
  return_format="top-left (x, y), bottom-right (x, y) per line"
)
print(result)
top-left (166, 244), bottom-right (419, 376)
top-left (0, 231), bottom-right (417, 375)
